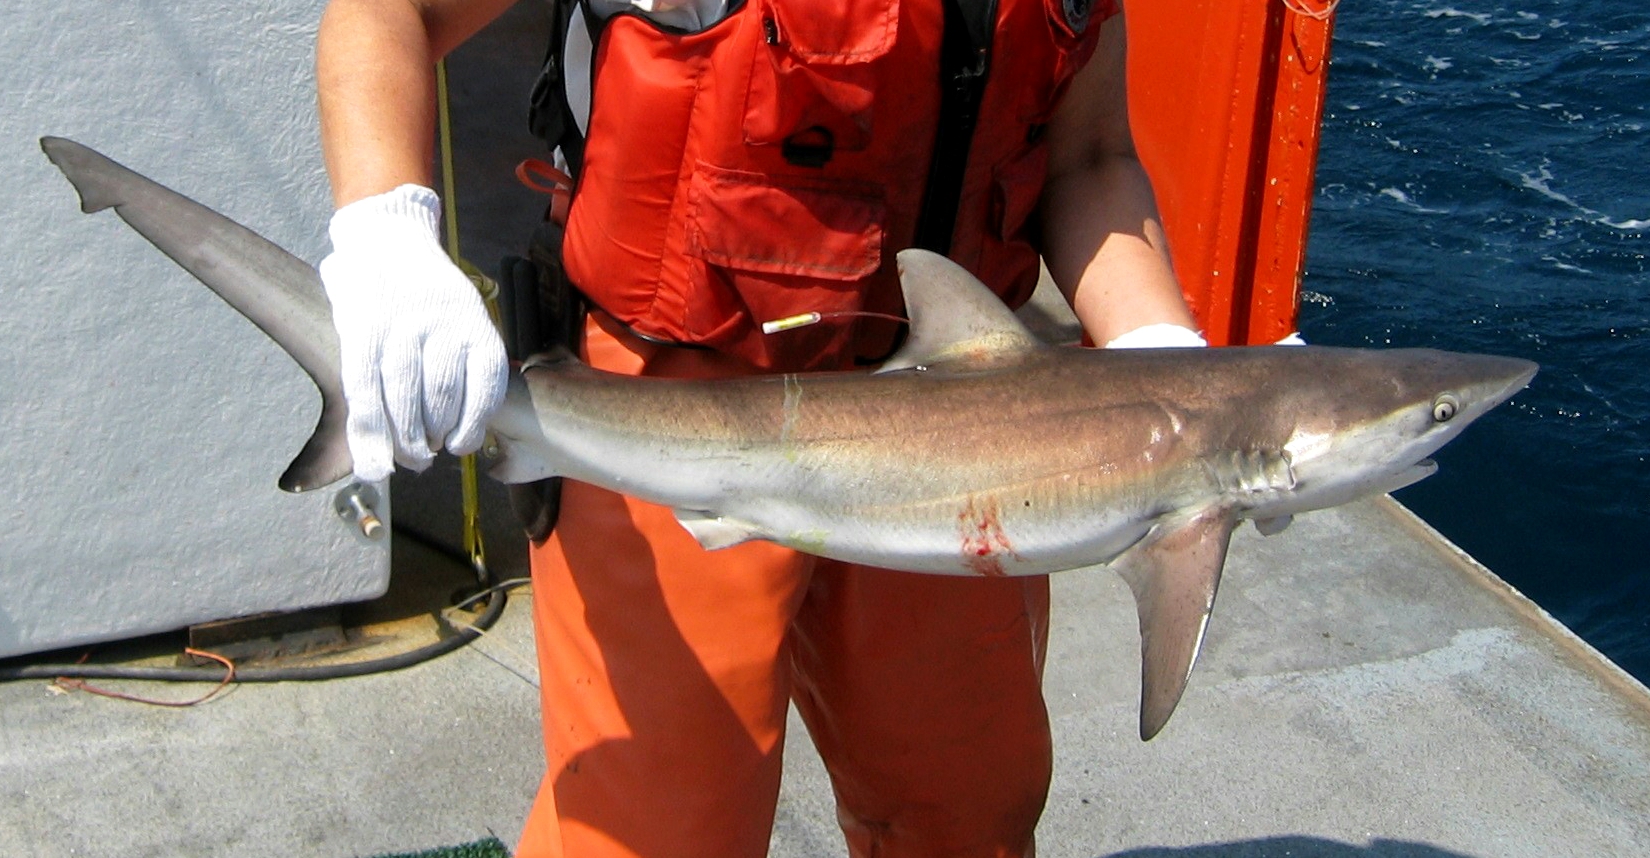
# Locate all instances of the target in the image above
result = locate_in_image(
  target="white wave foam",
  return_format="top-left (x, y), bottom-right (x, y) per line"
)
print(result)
top-left (1423, 55), bottom-right (1455, 72)
top-left (1517, 163), bottom-right (1649, 231)
top-left (1580, 36), bottom-right (1630, 50)
top-left (1425, 8), bottom-right (1492, 26)
top-left (1377, 187), bottom-right (1450, 214)
top-left (1520, 163), bottom-right (1582, 206)
top-left (1542, 256), bottom-right (1593, 275)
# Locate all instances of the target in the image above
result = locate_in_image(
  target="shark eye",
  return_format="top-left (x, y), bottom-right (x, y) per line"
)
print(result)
top-left (1432, 394), bottom-right (1460, 423)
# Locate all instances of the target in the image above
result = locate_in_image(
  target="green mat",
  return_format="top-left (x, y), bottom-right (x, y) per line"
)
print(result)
top-left (365, 837), bottom-right (510, 858)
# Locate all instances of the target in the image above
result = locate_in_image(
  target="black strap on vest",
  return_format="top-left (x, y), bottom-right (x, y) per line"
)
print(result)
top-left (527, 0), bottom-right (590, 174)
top-left (912, 0), bottom-right (998, 256)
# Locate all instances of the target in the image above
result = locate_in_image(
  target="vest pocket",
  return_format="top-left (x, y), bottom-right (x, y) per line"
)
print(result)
top-left (743, 0), bottom-right (901, 155)
top-left (689, 165), bottom-right (884, 276)
top-left (683, 163), bottom-right (886, 350)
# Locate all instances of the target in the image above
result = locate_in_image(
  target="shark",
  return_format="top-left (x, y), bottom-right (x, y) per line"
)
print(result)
top-left (41, 136), bottom-right (1536, 739)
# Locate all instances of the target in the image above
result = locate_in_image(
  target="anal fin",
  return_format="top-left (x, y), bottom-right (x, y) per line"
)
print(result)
top-left (1114, 506), bottom-right (1237, 740)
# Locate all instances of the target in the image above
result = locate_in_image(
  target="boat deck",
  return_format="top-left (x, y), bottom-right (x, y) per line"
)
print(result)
top-left (2, 494), bottom-right (1647, 857)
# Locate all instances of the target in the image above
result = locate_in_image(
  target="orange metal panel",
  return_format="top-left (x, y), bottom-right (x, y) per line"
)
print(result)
top-left (1125, 1), bottom-right (1336, 345)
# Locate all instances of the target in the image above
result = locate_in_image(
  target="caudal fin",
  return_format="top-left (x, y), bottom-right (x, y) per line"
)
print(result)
top-left (40, 137), bottom-right (351, 492)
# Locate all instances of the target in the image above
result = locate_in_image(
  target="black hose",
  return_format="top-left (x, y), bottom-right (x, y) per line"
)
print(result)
top-left (0, 528), bottom-right (516, 684)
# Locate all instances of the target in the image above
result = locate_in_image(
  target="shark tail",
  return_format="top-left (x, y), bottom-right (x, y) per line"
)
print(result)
top-left (40, 137), bottom-right (352, 492)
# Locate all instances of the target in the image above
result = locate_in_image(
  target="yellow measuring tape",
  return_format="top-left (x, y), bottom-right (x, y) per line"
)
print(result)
top-left (435, 59), bottom-right (499, 579)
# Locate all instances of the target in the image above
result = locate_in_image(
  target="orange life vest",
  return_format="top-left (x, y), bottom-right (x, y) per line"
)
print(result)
top-left (559, 0), bottom-right (1111, 370)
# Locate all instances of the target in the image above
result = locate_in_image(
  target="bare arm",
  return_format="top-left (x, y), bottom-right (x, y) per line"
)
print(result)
top-left (316, 0), bottom-right (517, 206)
top-left (314, 0), bottom-right (518, 481)
top-left (1037, 9), bottom-right (1198, 346)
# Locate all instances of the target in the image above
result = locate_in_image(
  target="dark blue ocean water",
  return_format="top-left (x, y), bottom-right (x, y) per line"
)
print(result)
top-left (1301, 1), bottom-right (1648, 681)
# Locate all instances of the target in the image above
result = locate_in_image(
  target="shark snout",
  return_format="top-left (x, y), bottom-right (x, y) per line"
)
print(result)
top-left (1464, 355), bottom-right (1539, 416)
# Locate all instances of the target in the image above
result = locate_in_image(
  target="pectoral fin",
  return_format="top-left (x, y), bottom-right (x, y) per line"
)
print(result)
top-left (1114, 506), bottom-right (1237, 741)
top-left (1253, 515), bottom-right (1293, 536)
top-left (673, 509), bottom-right (766, 550)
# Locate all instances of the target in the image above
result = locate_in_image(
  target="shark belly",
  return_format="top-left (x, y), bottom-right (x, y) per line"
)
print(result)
top-left (684, 455), bottom-right (1181, 577)
top-left (757, 493), bottom-right (1160, 577)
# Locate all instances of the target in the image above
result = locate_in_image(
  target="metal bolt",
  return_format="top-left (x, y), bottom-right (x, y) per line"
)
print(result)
top-left (333, 482), bottom-right (385, 541)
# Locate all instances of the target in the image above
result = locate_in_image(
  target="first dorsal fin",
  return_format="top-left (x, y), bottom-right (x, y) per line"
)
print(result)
top-left (877, 249), bottom-right (1044, 374)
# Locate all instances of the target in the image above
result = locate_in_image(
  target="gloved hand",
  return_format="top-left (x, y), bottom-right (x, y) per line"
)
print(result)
top-left (1103, 324), bottom-right (1307, 349)
top-left (319, 185), bottom-right (508, 483)
top-left (1103, 323), bottom-right (1209, 349)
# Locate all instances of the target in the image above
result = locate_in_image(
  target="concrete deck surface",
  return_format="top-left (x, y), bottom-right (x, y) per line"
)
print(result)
top-left (2, 495), bottom-right (1647, 858)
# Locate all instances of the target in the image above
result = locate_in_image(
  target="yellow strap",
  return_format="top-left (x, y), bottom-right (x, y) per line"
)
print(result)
top-left (435, 59), bottom-right (496, 579)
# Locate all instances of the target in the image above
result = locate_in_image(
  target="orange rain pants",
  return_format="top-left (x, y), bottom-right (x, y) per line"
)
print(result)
top-left (514, 315), bottom-right (1054, 858)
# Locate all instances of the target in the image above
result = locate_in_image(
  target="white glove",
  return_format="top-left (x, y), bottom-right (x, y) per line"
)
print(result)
top-left (1103, 323), bottom-right (1209, 349)
top-left (319, 185), bottom-right (508, 483)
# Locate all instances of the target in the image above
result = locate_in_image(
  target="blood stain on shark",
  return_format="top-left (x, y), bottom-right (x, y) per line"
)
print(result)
top-left (958, 494), bottom-right (1018, 576)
